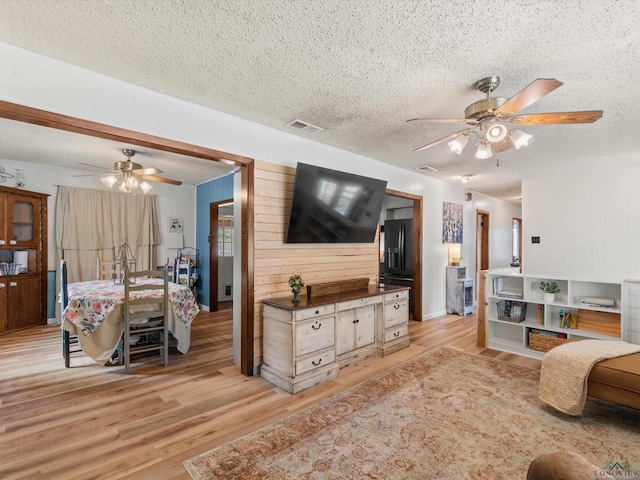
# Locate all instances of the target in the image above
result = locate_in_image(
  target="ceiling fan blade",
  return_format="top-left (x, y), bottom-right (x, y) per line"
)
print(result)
top-left (77, 162), bottom-right (115, 171)
top-left (142, 175), bottom-right (182, 186)
top-left (413, 129), bottom-right (471, 153)
top-left (406, 118), bottom-right (478, 124)
top-left (133, 167), bottom-right (162, 175)
top-left (494, 78), bottom-right (563, 117)
top-left (73, 172), bottom-right (115, 177)
top-left (510, 110), bottom-right (603, 126)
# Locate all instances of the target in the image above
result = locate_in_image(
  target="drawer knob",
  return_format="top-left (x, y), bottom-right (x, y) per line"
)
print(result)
top-left (353, 319), bottom-right (360, 324)
top-left (0, 240), bottom-right (4, 245)
top-left (394, 304), bottom-right (401, 310)
top-left (10, 282), bottom-right (18, 287)
top-left (0, 283), bottom-right (5, 288)
top-left (393, 331), bottom-right (400, 337)
top-left (312, 358), bottom-right (323, 366)
top-left (311, 321), bottom-right (322, 330)
top-left (315, 310), bottom-right (320, 315)
top-left (9, 240), bottom-right (17, 245)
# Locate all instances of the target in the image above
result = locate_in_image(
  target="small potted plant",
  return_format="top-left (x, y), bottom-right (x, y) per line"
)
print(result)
top-left (288, 274), bottom-right (304, 302)
top-left (539, 281), bottom-right (561, 303)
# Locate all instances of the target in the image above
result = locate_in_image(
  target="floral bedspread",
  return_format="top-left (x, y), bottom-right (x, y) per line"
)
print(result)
top-left (63, 279), bottom-right (199, 336)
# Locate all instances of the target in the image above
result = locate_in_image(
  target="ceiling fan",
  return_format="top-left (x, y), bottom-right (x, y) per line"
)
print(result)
top-left (75, 149), bottom-right (182, 193)
top-left (407, 76), bottom-right (603, 162)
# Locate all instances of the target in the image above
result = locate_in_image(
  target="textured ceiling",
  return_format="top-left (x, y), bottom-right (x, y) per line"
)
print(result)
top-left (0, 0), bottom-right (638, 200)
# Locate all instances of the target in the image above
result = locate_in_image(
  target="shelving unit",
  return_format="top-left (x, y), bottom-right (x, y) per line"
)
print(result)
top-left (484, 272), bottom-right (625, 359)
top-left (173, 247), bottom-right (199, 293)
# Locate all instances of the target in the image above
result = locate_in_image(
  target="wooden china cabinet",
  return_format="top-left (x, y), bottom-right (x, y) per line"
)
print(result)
top-left (0, 185), bottom-right (48, 334)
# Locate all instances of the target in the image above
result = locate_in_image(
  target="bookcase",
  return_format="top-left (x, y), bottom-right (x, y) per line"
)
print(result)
top-left (484, 272), bottom-right (626, 359)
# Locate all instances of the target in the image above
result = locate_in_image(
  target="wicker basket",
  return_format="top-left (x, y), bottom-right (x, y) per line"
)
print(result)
top-left (529, 332), bottom-right (567, 352)
top-left (497, 300), bottom-right (527, 323)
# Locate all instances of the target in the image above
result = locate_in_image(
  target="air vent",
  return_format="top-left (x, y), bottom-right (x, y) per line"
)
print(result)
top-left (285, 119), bottom-right (324, 135)
top-left (417, 165), bottom-right (438, 172)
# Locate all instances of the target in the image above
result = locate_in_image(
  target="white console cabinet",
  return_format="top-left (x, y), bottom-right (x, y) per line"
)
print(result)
top-left (484, 272), bottom-right (625, 359)
top-left (261, 285), bottom-right (409, 393)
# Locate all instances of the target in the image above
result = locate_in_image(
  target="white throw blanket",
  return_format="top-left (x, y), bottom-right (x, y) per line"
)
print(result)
top-left (539, 339), bottom-right (640, 416)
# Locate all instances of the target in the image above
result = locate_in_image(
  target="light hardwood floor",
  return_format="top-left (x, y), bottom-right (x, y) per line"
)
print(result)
top-left (0, 306), bottom-right (541, 480)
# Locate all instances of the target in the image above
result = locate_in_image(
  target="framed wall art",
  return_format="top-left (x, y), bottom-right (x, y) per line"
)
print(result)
top-left (443, 202), bottom-right (463, 243)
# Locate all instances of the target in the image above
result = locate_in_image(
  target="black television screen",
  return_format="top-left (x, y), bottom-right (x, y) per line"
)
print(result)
top-left (285, 163), bottom-right (388, 243)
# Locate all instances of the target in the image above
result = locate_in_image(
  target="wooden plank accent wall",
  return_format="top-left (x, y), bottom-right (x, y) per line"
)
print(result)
top-left (252, 160), bottom-right (380, 366)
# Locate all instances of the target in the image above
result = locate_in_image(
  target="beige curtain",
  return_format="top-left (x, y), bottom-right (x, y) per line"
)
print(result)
top-left (56, 186), bottom-right (160, 283)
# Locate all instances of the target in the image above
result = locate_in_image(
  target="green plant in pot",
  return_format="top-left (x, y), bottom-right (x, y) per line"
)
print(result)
top-left (540, 281), bottom-right (561, 302)
top-left (288, 274), bottom-right (304, 302)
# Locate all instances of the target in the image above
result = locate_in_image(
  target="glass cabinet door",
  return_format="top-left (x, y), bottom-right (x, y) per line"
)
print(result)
top-left (6, 194), bottom-right (41, 248)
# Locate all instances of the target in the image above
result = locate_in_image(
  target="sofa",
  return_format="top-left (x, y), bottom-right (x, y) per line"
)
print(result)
top-left (588, 352), bottom-right (640, 410)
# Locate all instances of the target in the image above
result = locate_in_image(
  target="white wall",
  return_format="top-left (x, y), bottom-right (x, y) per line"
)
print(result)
top-left (523, 167), bottom-right (639, 281)
top-left (0, 157), bottom-right (197, 270)
top-left (0, 41), bottom-right (520, 321)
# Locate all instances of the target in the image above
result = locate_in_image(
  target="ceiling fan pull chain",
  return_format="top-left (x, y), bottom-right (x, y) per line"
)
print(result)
top-left (496, 155), bottom-right (500, 167)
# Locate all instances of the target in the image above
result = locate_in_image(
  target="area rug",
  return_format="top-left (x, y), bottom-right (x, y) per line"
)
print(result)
top-left (184, 348), bottom-right (640, 479)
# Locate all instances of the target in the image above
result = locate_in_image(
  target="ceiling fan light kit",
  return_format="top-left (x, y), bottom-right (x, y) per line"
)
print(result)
top-left (408, 76), bottom-right (603, 163)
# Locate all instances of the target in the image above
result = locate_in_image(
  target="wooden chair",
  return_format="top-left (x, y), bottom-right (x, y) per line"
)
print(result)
top-left (121, 264), bottom-right (169, 373)
top-left (96, 256), bottom-right (118, 281)
top-left (60, 259), bottom-right (81, 367)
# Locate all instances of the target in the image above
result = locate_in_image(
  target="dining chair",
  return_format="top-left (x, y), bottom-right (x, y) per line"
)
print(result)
top-left (121, 264), bottom-right (169, 373)
top-left (96, 256), bottom-right (118, 281)
top-left (60, 259), bottom-right (82, 367)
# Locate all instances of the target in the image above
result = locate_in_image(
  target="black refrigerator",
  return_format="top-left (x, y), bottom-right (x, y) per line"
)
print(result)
top-left (382, 219), bottom-right (414, 311)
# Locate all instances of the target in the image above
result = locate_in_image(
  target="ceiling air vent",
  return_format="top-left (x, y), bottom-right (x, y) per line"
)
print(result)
top-left (285, 119), bottom-right (324, 135)
top-left (417, 165), bottom-right (438, 173)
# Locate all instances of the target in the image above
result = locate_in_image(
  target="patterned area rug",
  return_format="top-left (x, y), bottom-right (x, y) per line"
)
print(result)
top-left (184, 348), bottom-right (640, 479)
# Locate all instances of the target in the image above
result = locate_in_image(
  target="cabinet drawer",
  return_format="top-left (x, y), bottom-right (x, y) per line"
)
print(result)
top-left (295, 316), bottom-right (335, 356)
top-left (294, 304), bottom-right (335, 321)
top-left (384, 300), bottom-right (408, 327)
top-left (384, 324), bottom-right (408, 343)
top-left (296, 348), bottom-right (335, 376)
top-left (384, 289), bottom-right (408, 302)
top-left (337, 295), bottom-right (382, 311)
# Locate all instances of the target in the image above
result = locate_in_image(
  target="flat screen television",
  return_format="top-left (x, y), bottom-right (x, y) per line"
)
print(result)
top-left (285, 163), bottom-right (388, 243)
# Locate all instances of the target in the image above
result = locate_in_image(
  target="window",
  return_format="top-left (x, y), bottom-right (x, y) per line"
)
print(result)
top-left (218, 213), bottom-right (234, 257)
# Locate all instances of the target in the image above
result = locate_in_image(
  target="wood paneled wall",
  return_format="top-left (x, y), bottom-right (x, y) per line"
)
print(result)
top-left (253, 160), bottom-right (380, 366)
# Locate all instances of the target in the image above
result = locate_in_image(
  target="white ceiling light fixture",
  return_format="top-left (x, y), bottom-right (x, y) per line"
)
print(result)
top-left (448, 134), bottom-right (468, 154)
top-left (462, 174), bottom-right (473, 183)
top-left (510, 129), bottom-right (533, 150)
top-left (100, 175), bottom-right (118, 188)
top-left (475, 142), bottom-right (492, 160)
top-left (485, 121), bottom-right (508, 143)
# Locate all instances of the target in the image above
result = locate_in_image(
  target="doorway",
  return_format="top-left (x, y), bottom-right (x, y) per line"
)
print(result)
top-left (381, 189), bottom-right (423, 320)
top-left (512, 217), bottom-right (522, 267)
top-left (209, 199), bottom-right (234, 312)
top-left (476, 210), bottom-right (490, 272)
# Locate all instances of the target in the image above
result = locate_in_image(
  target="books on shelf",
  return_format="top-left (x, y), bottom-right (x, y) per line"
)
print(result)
top-left (537, 304), bottom-right (545, 326)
